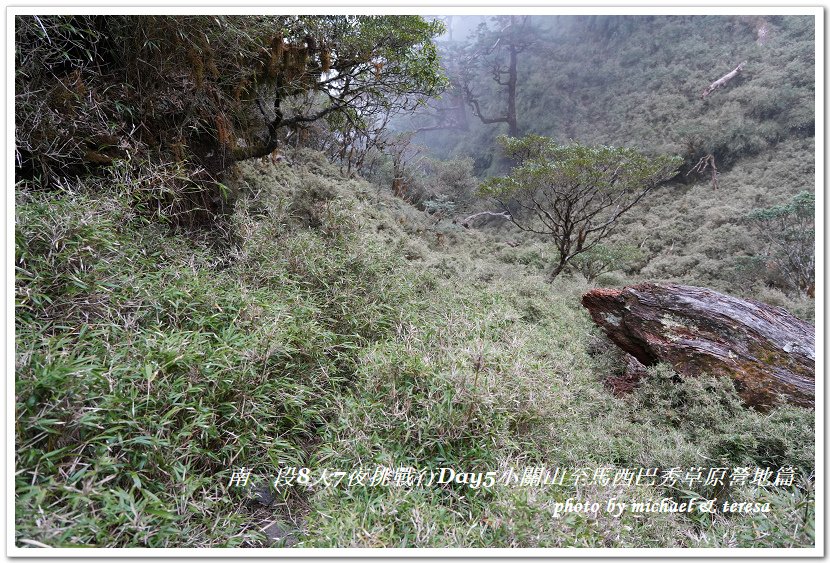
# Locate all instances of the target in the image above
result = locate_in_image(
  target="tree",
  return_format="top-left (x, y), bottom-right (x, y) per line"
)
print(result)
top-left (481, 135), bottom-right (681, 281)
top-left (228, 16), bottom-right (448, 163)
top-left (15, 15), bottom-right (447, 186)
top-left (15, 15), bottom-right (448, 229)
top-left (459, 15), bottom-right (537, 137)
top-left (746, 191), bottom-right (815, 296)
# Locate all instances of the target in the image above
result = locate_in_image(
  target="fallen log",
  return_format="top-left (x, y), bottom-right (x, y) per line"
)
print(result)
top-left (581, 283), bottom-right (814, 410)
top-left (701, 61), bottom-right (747, 99)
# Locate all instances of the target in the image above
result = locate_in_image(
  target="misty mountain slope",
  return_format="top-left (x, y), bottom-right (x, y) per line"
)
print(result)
top-left (529, 15), bottom-right (813, 154)
top-left (14, 14), bottom-right (815, 550)
top-left (414, 15), bottom-right (814, 310)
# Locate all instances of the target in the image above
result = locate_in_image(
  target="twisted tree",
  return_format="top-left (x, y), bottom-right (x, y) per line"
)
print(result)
top-left (481, 135), bottom-right (681, 280)
top-left (459, 15), bottom-right (538, 137)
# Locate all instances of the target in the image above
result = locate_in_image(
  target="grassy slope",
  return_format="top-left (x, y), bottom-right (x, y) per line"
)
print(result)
top-left (537, 15), bottom-right (815, 315)
top-left (15, 150), bottom-right (814, 548)
top-left (418, 15), bottom-right (814, 317)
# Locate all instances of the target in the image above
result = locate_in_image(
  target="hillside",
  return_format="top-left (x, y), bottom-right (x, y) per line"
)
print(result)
top-left (414, 15), bottom-right (815, 316)
top-left (14, 14), bottom-right (816, 551)
top-left (15, 151), bottom-right (815, 548)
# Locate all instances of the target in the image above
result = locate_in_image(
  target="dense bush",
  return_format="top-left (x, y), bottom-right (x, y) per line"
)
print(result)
top-left (569, 243), bottom-right (647, 282)
top-left (16, 14), bottom-right (446, 235)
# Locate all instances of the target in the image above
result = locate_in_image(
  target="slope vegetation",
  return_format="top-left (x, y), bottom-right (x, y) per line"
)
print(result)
top-left (417, 15), bottom-right (815, 313)
top-left (15, 150), bottom-right (814, 548)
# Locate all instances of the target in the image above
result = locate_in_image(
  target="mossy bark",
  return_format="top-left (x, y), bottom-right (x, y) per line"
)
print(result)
top-left (582, 282), bottom-right (814, 410)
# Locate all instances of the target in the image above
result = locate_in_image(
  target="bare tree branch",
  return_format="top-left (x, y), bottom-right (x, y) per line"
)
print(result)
top-left (454, 210), bottom-right (512, 228)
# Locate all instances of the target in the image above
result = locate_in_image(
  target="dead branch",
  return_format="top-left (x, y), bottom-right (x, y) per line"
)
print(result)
top-left (454, 210), bottom-right (512, 228)
top-left (701, 61), bottom-right (747, 99)
top-left (756, 21), bottom-right (770, 45)
top-left (686, 153), bottom-right (719, 189)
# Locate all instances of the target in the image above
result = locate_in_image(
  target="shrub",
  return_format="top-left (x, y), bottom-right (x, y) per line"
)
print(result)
top-left (746, 191), bottom-right (814, 295)
top-left (570, 243), bottom-right (646, 282)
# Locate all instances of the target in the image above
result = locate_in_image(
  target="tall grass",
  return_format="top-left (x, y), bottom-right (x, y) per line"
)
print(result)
top-left (15, 153), bottom-right (814, 548)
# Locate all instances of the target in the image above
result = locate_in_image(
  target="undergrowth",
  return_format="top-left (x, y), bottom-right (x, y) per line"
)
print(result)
top-left (15, 153), bottom-right (814, 548)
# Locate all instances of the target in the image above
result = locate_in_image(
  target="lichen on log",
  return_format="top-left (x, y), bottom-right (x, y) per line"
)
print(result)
top-left (581, 282), bottom-right (814, 410)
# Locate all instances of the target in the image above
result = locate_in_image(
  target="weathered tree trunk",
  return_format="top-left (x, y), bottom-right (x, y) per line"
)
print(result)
top-left (701, 61), bottom-right (747, 99)
top-left (455, 210), bottom-right (511, 228)
top-left (464, 15), bottom-right (523, 137)
top-left (548, 258), bottom-right (568, 282)
top-left (581, 283), bottom-right (814, 410)
top-left (506, 41), bottom-right (519, 137)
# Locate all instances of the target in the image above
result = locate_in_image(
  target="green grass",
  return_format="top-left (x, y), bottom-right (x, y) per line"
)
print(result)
top-left (15, 153), bottom-right (815, 548)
